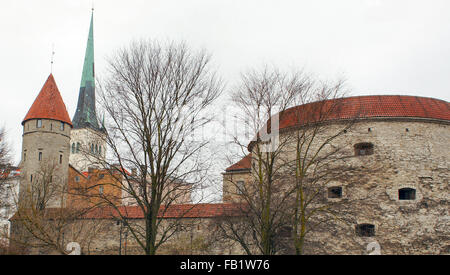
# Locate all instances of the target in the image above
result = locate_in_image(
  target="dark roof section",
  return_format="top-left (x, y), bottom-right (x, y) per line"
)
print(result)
top-left (22, 74), bottom-right (73, 127)
top-left (72, 11), bottom-right (102, 131)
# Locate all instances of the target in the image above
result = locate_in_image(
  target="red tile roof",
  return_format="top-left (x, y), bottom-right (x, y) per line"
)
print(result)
top-left (81, 203), bottom-right (244, 219)
top-left (22, 74), bottom-right (73, 127)
top-left (229, 95), bottom-right (449, 171)
top-left (278, 95), bottom-right (449, 131)
top-left (0, 167), bottom-right (20, 179)
top-left (226, 154), bottom-right (252, 172)
top-left (10, 204), bottom-right (245, 221)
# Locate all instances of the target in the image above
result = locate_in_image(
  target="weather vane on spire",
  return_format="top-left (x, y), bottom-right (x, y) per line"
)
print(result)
top-left (50, 44), bottom-right (55, 73)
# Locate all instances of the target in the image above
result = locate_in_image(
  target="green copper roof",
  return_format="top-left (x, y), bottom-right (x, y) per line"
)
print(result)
top-left (72, 11), bottom-right (102, 131)
top-left (80, 12), bottom-right (95, 88)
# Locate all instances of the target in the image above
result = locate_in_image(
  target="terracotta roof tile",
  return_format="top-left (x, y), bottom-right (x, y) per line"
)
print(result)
top-left (10, 204), bottom-right (245, 221)
top-left (22, 74), bottom-right (73, 127)
top-left (232, 95), bottom-right (449, 170)
top-left (225, 154), bottom-right (252, 172)
top-left (278, 95), bottom-right (449, 131)
top-left (82, 203), bottom-right (244, 219)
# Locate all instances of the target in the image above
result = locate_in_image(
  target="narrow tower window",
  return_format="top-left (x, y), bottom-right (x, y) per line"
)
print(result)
top-left (76, 142), bottom-right (80, 153)
top-left (399, 188), bottom-right (416, 200)
top-left (36, 119), bottom-right (42, 128)
top-left (60, 122), bottom-right (64, 131)
top-left (72, 143), bottom-right (75, 154)
top-left (38, 152), bottom-right (42, 161)
top-left (354, 142), bottom-right (374, 156)
top-left (59, 154), bottom-right (63, 164)
top-left (236, 181), bottom-right (245, 195)
top-left (95, 144), bottom-right (98, 154)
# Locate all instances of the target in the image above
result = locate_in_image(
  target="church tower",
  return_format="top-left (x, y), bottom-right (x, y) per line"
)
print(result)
top-left (20, 74), bottom-right (72, 208)
top-left (70, 11), bottom-right (106, 172)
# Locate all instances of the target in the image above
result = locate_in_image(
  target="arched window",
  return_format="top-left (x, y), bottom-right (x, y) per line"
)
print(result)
top-left (95, 144), bottom-right (98, 154)
top-left (356, 224), bottom-right (375, 237)
top-left (399, 188), bottom-right (416, 200)
top-left (72, 143), bottom-right (75, 153)
top-left (99, 146), bottom-right (102, 155)
top-left (90, 144), bottom-right (94, 153)
top-left (354, 142), bottom-right (374, 156)
top-left (76, 142), bottom-right (80, 153)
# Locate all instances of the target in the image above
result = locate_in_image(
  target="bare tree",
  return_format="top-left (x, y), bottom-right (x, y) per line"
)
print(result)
top-left (283, 80), bottom-right (360, 254)
top-left (218, 67), bottom-right (310, 255)
top-left (94, 40), bottom-right (223, 255)
top-left (0, 127), bottom-right (9, 169)
top-left (9, 161), bottom-right (105, 255)
top-left (0, 127), bottom-right (13, 253)
top-left (217, 67), bottom-right (378, 255)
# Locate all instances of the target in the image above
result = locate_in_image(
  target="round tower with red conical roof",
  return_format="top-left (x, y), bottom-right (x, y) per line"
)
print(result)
top-left (19, 74), bottom-right (72, 208)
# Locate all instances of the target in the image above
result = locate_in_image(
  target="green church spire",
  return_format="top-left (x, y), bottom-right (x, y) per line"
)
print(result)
top-left (80, 12), bottom-right (95, 88)
top-left (72, 11), bottom-right (101, 131)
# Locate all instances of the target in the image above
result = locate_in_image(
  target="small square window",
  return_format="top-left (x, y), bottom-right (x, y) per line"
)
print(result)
top-left (354, 143), bottom-right (374, 156)
top-left (356, 224), bottom-right (375, 237)
top-left (399, 188), bottom-right (416, 200)
top-left (328, 186), bottom-right (342, 198)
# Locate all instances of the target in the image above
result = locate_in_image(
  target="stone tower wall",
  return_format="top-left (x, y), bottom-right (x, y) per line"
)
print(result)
top-left (223, 118), bottom-right (449, 254)
top-left (20, 119), bottom-right (71, 208)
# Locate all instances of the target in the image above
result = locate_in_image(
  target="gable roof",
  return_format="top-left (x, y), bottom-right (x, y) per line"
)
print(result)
top-left (22, 74), bottom-right (73, 127)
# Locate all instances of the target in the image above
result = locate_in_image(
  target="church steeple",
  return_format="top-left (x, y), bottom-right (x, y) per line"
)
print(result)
top-left (72, 11), bottom-right (100, 131)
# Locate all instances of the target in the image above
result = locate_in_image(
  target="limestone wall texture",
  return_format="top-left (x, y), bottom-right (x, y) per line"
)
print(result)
top-left (223, 118), bottom-right (449, 254)
top-left (10, 216), bottom-right (242, 255)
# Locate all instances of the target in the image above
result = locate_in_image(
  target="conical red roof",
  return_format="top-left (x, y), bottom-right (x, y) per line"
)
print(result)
top-left (22, 74), bottom-right (73, 127)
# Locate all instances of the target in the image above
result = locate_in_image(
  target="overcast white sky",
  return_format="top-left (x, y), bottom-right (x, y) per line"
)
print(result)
top-left (1, 0), bottom-right (450, 165)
